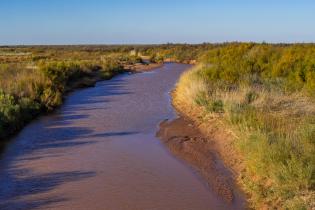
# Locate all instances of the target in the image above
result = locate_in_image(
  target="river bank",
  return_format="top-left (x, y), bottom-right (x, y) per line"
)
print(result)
top-left (164, 43), bottom-right (315, 209)
top-left (157, 91), bottom-right (247, 208)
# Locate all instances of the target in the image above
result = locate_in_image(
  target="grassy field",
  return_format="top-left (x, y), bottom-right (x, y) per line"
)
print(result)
top-left (174, 43), bottom-right (315, 209)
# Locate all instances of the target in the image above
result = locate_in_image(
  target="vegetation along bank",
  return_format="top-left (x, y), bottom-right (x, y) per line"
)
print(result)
top-left (171, 43), bottom-right (315, 209)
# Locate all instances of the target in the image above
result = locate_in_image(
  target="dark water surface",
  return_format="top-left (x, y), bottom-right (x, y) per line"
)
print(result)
top-left (0, 63), bottom-right (243, 210)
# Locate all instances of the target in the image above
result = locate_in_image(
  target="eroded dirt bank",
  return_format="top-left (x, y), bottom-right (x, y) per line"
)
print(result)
top-left (157, 99), bottom-right (247, 209)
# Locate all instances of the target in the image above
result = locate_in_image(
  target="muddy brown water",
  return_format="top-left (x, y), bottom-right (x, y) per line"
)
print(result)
top-left (0, 63), bottom-right (244, 210)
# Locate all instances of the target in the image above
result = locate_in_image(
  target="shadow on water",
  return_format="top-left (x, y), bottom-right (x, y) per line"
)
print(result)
top-left (0, 170), bottom-right (96, 210)
top-left (0, 76), bottom-right (136, 209)
top-left (63, 77), bottom-right (133, 107)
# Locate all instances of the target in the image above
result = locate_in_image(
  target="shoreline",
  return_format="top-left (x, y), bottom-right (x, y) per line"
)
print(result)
top-left (157, 90), bottom-right (247, 208)
top-left (124, 62), bottom-right (163, 73)
top-left (66, 62), bottom-right (163, 91)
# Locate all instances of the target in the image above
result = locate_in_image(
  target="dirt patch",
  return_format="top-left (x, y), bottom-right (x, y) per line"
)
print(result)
top-left (125, 63), bottom-right (163, 72)
top-left (157, 95), bottom-right (247, 208)
top-left (66, 75), bottom-right (101, 91)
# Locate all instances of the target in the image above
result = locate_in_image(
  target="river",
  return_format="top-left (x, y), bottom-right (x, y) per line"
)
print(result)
top-left (0, 63), bottom-right (243, 210)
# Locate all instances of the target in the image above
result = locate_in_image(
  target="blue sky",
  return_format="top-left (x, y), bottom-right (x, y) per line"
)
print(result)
top-left (0, 0), bottom-right (314, 45)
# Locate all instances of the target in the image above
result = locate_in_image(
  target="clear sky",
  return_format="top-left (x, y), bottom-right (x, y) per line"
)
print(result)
top-left (1, 0), bottom-right (314, 45)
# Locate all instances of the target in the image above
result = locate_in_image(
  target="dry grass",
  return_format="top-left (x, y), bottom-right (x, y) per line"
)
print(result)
top-left (0, 65), bottom-right (47, 99)
top-left (175, 64), bottom-right (209, 105)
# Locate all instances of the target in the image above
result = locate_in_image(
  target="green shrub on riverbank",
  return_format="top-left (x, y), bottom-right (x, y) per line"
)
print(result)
top-left (175, 43), bottom-right (315, 209)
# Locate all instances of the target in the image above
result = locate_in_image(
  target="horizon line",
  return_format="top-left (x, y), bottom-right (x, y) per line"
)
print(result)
top-left (1, 41), bottom-right (315, 47)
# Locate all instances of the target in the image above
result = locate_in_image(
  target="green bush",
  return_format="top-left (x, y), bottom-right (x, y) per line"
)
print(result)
top-left (0, 91), bottom-right (21, 137)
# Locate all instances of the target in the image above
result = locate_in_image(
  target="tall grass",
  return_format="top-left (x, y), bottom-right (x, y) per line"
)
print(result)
top-left (175, 44), bottom-right (315, 209)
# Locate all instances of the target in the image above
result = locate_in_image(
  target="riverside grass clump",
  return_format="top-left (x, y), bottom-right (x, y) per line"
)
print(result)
top-left (175, 43), bottom-right (315, 209)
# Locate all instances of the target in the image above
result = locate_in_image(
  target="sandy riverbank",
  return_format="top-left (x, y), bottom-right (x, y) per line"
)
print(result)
top-left (157, 91), bottom-right (246, 208)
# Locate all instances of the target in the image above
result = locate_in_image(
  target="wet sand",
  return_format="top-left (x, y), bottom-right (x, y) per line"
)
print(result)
top-left (157, 117), bottom-right (246, 208)
top-left (0, 63), bottom-right (244, 210)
